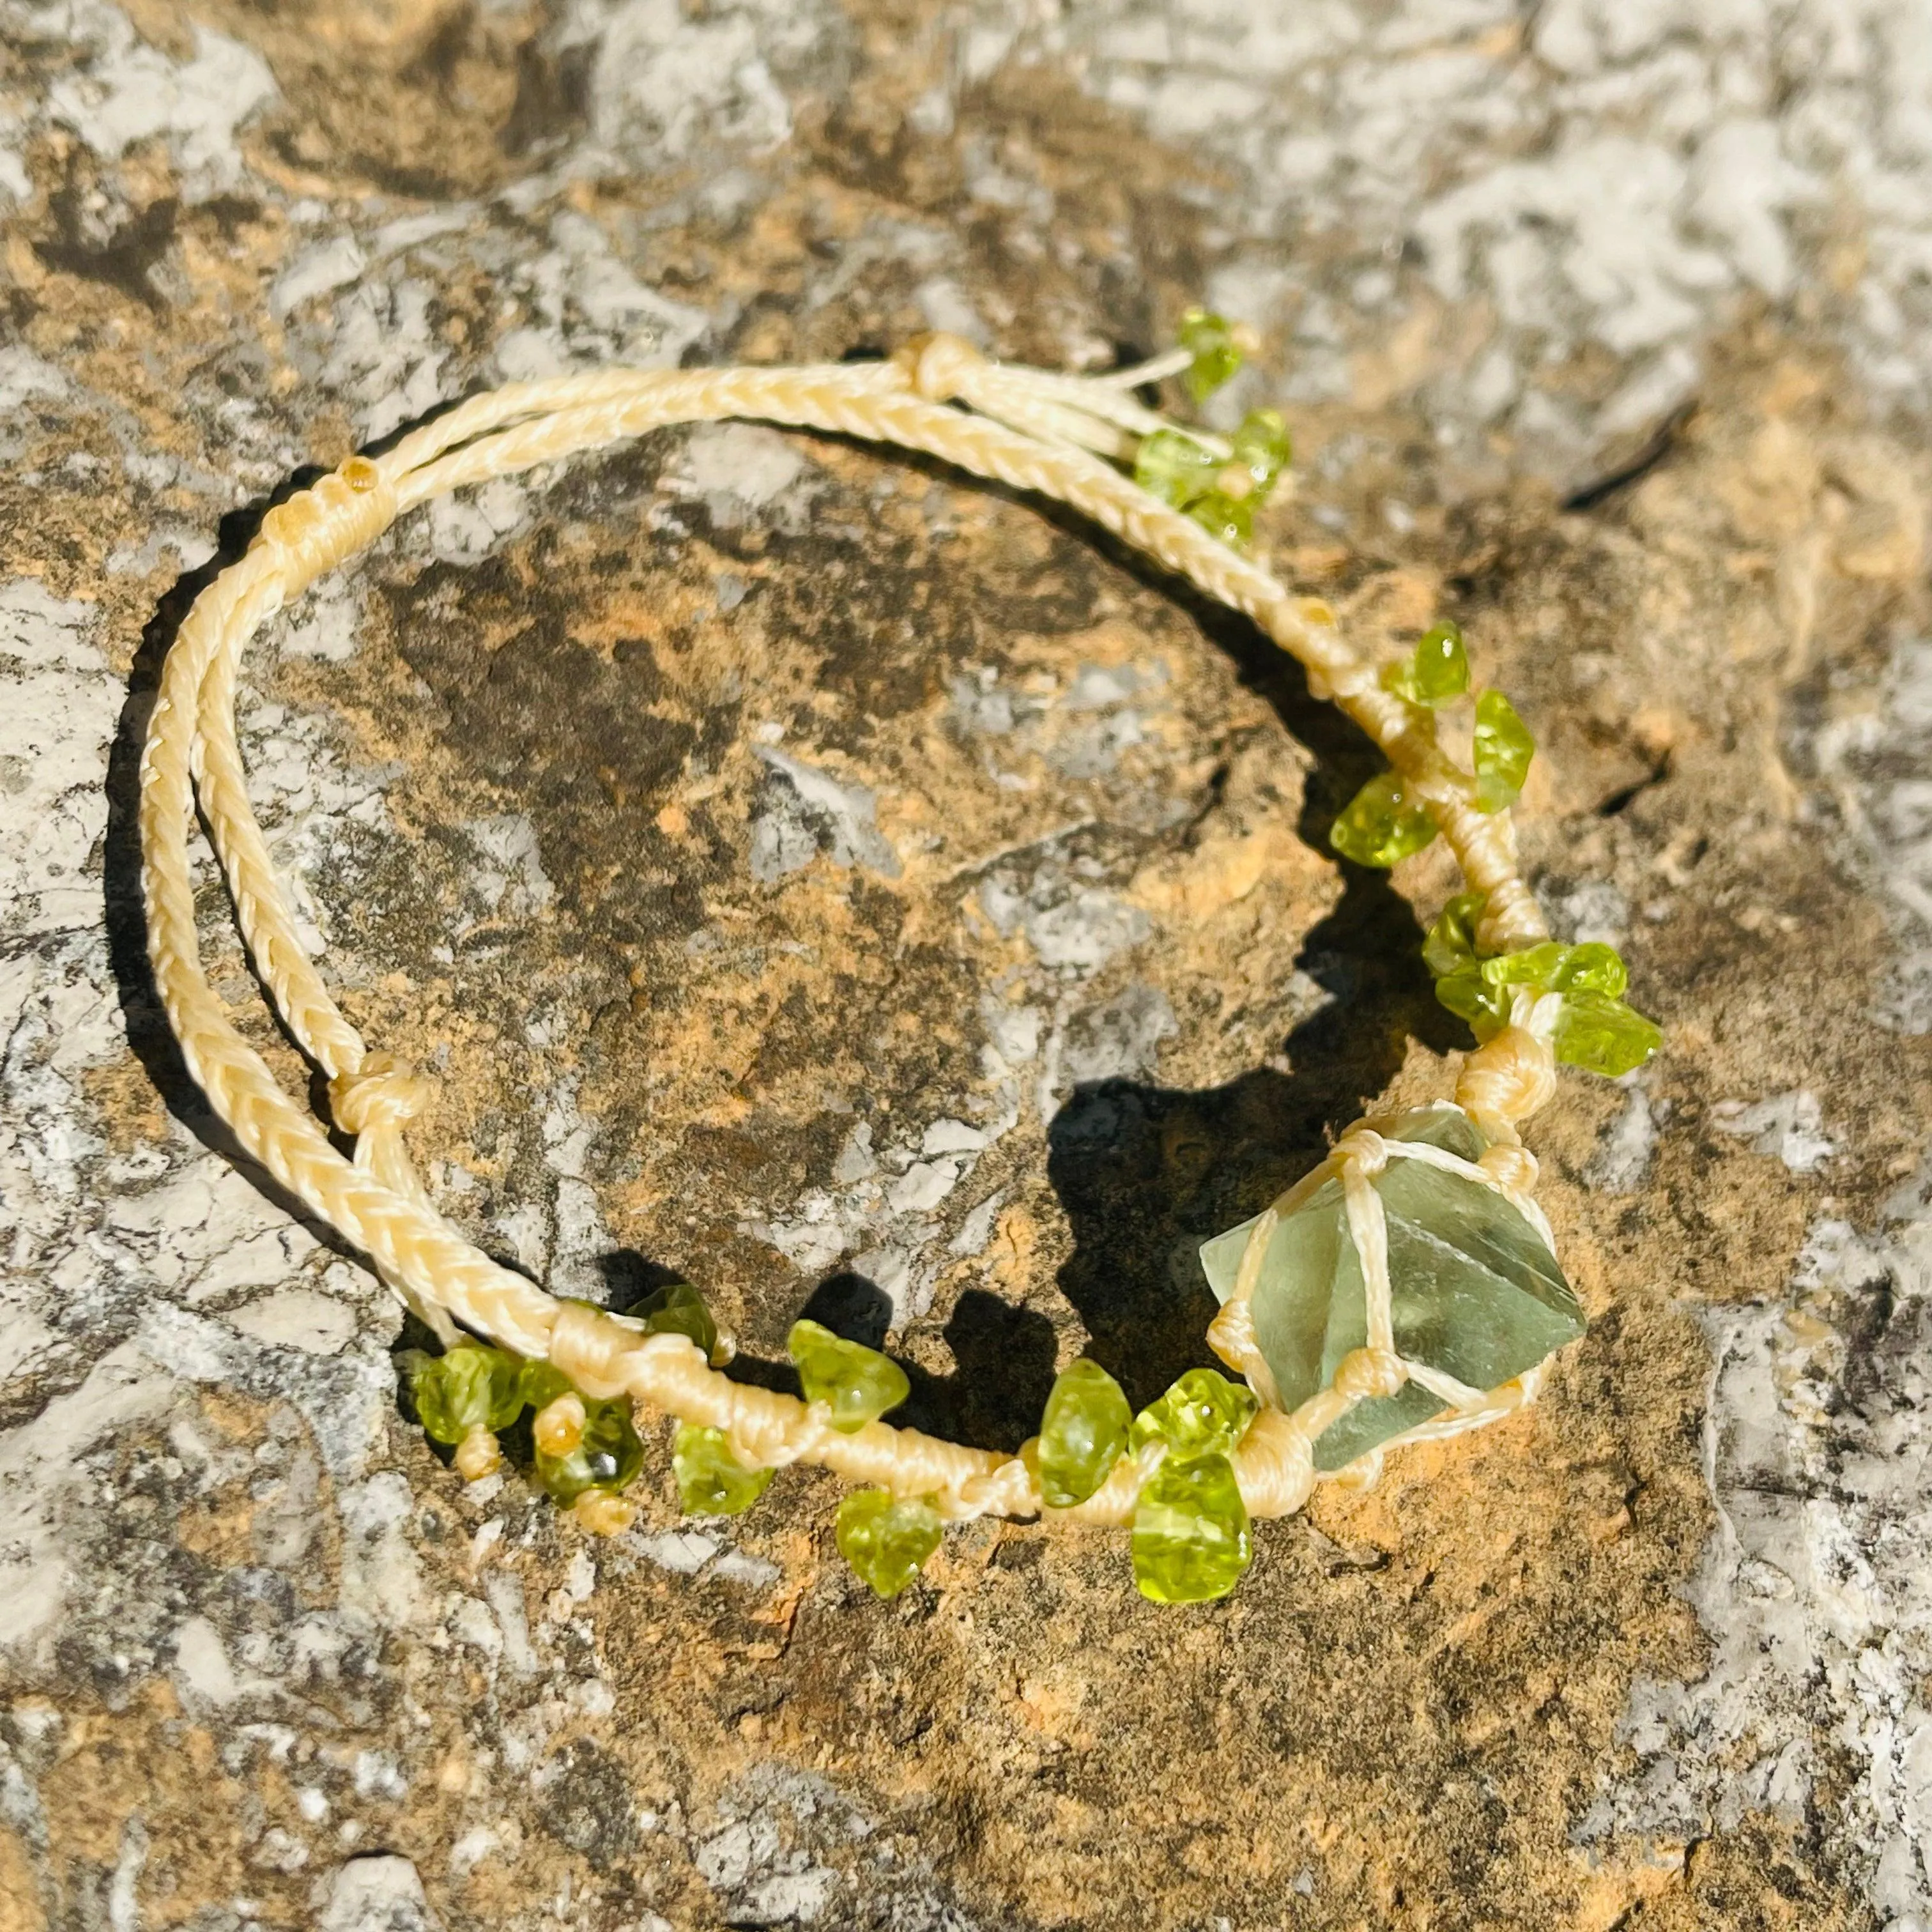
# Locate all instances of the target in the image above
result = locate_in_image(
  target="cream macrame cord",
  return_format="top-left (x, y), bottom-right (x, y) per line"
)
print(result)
top-left (139, 332), bottom-right (1586, 1565)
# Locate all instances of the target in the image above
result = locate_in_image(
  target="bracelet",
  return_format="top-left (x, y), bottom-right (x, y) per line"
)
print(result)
top-left (138, 316), bottom-right (1661, 1606)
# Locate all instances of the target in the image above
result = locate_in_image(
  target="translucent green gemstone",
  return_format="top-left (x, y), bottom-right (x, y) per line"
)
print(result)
top-left (1186, 489), bottom-right (1255, 548)
top-left (412, 1344), bottom-right (525, 1445)
top-left (634, 1279), bottom-right (718, 1360)
top-left (1473, 689), bottom-right (1534, 812)
top-left (1179, 306), bottom-right (1243, 401)
top-left (535, 1397), bottom-right (644, 1505)
top-left (1435, 967), bottom-right (1510, 1039)
top-left (1128, 1366), bottom-right (1257, 1459)
top-left (1230, 408), bottom-right (1291, 498)
top-left (1036, 1359), bottom-right (1131, 1508)
top-left (1199, 1116), bottom-right (1584, 1470)
top-left (787, 1319), bottom-right (910, 1433)
top-left (1330, 770), bottom-right (1439, 868)
top-left (836, 1490), bottom-right (943, 1598)
top-left (1383, 621), bottom-right (1469, 707)
top-left (518, 1357), bottom-right (575, 1412)
top-left (1386, 1101), bottom-right (1489, 1160)
top-left (1134, 427), bottom-right (1218, 509)
top-left (672, 1423), bottom-right (773, 1517)
top-left (1552, 989), bottom-right (1662, 1077)
top-left (1552, 942), bottom-right (1628, 997)
top-left (1131, 1452), bottom-right (1251, 1603)
top-left (1422, 890), bottom-right (1487, 979)
top-left (1481, 940), bottom-right (1570, 989)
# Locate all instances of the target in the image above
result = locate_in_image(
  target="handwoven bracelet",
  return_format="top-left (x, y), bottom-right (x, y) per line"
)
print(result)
top-left (138, 316), bottom-right (1662, 1605)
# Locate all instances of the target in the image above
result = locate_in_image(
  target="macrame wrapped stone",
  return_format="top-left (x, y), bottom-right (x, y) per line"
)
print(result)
top-left (1199, 1107), bottom-right (1584, 1471)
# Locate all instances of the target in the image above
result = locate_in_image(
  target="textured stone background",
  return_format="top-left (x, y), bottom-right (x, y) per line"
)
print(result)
top-left (4, 1), bottom-right (1932, 1927)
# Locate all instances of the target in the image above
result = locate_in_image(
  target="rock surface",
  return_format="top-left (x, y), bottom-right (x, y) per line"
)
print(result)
top-left (3, 1), bottom-right (1931, 1927)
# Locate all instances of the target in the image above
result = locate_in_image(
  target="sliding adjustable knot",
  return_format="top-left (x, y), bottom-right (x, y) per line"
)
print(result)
top-left (329, 1054), bottom-right (437, 1137)
top-left (250, 456), bottom-right (398, 594)
top-left (895, 330), bottom-right (986, 404)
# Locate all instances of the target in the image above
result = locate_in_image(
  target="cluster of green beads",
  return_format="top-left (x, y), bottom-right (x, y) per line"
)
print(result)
top-left (1031, 1356), bottom-right (1259, 1604)
top-left (404, 1278), bottom-right (723, 1511)
top-left (1331, 622), bottom-right (1537, 868)
top-left (1425, 893), bottom-right (1662, 1075)
top-left (1130, 308), bottom-right (1290, 549)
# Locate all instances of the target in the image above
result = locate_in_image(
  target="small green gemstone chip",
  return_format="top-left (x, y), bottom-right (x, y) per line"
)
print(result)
top-left (1230, 408), bottom-right (1292, 496)
top-left (1434, 967), bottom-right (1512, 1040)
top-left (1131, 1452), bottom-right (1252, 1604)
top-left (1128, 1367), bottom-right (1257, 1460)
top-left (518, 1356), bottom-right (575, 1413)
top-left (1422, 890), bottom-right (1487, 979)
top-left (1330, 770), bottom-right (1439, 868)
top-left (535, 1396), bottom-right (644, 1505)
top-left (836, 1489), bottom-right (944, 1598)
top-left (1551, 988), bottom-right (1664, 1077)
top-left (672, 1423), bottom-right (773, 1517)
top-left (1179, 306), bottom-right (1244, 401)
top-left (787, 1319), bottom-right (911, 1434)
top-left (1186, 490), bottom-right (1255, 548)
top-left (1383, 621), bottom-right (1470, 707)
top-left (1036, 1360), bottom-right (1133, 1508)
top-left (634, 1279), bottom-right (719, 1360)
top-left (1473, 689), bottom-right (1535, 812)
top-left (412, 1344), bottom-right (525, 1445)
top-left (1134, 427), bottom-right (1220, 509)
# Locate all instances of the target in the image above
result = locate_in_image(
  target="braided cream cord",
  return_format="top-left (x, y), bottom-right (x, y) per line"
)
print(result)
top-left (139, 333), bottom-right (1563, 1533)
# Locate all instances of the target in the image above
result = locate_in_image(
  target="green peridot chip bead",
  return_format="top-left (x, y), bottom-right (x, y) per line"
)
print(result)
top-left (788, 1319), bottom-right (911, 1433)
top-left (411, 1344), bottom-right (525, 1445)
top-left (634, 1279), bottom-right (718, 1360)
top-left (1230, 408), bottom-right (1291, 498)
top-left (1179, 306), bottom-right (1243, 401)
top-left (836, 1489), bottom-right (944, 1598)
top-left (1478, 940), bottom-right (1629, 999)
top-left (672, 1423), bottom-right (773, 1517)
top-left (1473, 689), bottom-right (1535, 813)
top-left (1422, 891), bottom-right (1487, 979)
top-left (1434, 967), bottom-right (1510, 1040)
top-left (1128, 1366), bottom-right (1257, 1460)
top-left (1131, 1451), bottom-right (1252, 1604)
top-left (535, 1396), bottom-right (644, 1506)
top-left (1551, 989), bottom-right (1663, 1077)
top-left (1036, 1359), bottom-right (1133, 1508)
top-left (1481, 940), bottom-right (1571, 989)
top-left (518, 1357), bottom-right (574, 1412)
top-left (1382, 621), bottom-right (1469, 707)
top-left (1134, 427), bottom-right (1219, 509)
top-left (1186, 489), bottom-right (1254, 548)
top-left (1330, 770), bottom-right (1439, 868)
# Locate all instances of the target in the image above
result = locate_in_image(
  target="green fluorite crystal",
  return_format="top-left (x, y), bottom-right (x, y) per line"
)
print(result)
top-left (411, 1344), bottom-right (525, 1445)
top-left (1383, 621), bottom-right (1469, 707)
top-left (1036, 1359), bottom-right (1131, 1508)
top-left (1199, 1110), bottom-right (1584, 1471)
top-left (1129, 1367), bottom-right (1257, 1459)
top-left (634, 1279), bottom-right (719, 1360)
top-left (1473, 689), bottom-right (1534, 812)
top-left (836, 1490), bottom-right (943, 1598)
top-left (1131, 1452), bottom-right (1252, 1603)
top-left (1330, 770), bottom-right (1439, 868)
top-left (672, 1423), bottom-right (773, 1516)
top-left (788, 1319), bottom-right (910, 1433)
top-left (535, 1397), bottom-right (644, 1505)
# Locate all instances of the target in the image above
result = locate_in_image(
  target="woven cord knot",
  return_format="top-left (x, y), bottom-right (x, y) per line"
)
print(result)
top-left (895, 330), bottom-right (986, 404)
top-left (329, 1053), bottom-right (438, 1138)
